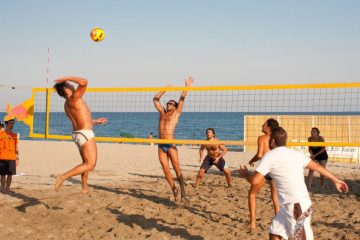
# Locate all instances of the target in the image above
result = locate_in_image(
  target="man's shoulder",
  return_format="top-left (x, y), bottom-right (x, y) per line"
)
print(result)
top-left (264, 146), bottom-right (289, 157)
top-left (272, 147), bottom-right (304, 157)
top-left (258, 135), bottom-right (269, 142)
top-left (272, 146), bottom-right (291, 153)
top-left (158, 109), bottom-right (166, 115)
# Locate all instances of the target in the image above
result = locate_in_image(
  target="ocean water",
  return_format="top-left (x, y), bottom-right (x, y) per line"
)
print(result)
top-left (0, 112), bottom-right (245, 141)
top-left (2, 111), bottom-right (357, 143)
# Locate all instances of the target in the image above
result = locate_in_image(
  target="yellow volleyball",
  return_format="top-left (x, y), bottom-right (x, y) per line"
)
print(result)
top-left (90, 27), bottom-right (105, 42)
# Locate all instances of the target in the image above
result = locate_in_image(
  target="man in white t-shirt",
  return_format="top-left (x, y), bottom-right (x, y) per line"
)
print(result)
top-left (239, 127), bottom-right (349, 240)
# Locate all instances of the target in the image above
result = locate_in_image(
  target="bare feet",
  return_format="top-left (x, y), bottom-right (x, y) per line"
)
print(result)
top-left (248, 223), bottom-right (256, 230)
top-left (179, 189), bottom-right (189, 206)
top-left (81, 187), bottom-right (93, 194)
top-left (2, 188), bottom-right (10, 194)
top-left (55, 175), bottom-right (64, 192)
top-left (180, 197), bottom-right (189, 206)
top-left (172, 187), bottom-right (179, 202)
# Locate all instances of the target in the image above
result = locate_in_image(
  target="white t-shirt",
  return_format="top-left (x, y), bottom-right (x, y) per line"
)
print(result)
top-left (256, 146), bottom-right (311, 205)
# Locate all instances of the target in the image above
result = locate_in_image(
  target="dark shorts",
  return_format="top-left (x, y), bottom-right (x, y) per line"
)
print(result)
top-left (265, 173), bottom-right (272, 181)
top-left (158, 144), bottom-right (176, 153)
top-left (0, 160), bottom-right (16, 175)
top-left (315, 158), bottom-right (328, 164)
top-left (200, 155), bottom-right (228, 172)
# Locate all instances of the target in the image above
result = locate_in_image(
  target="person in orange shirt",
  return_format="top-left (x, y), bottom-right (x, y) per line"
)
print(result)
top-left (0, 121), bottom-right (4, 132)
top-left (0, 119), bottom-right (19, 194)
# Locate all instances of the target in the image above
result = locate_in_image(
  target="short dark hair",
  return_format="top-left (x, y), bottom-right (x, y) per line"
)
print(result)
top-left (311, 127), bottom-right (320, 134)
top-left (5, 119), bottom-right (15, 125)
top-left (206, 128), bottom-right (215, 136)
top-left (266, 118), bottom-right (279, 131)
top-left (270, 127), bottom-right (287, 147)
top-left (168, 100), bottom-right (178, 108)
top-left (54, 82), bottom-right (67, 98)
top-left (0, 122), bottom-right (4, 128)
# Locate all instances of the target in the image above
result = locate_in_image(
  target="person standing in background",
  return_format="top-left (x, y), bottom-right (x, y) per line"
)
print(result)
top-left (307, 127), bottom-right (328, 189)
top-left (0, 118), bottom-right (19, 194)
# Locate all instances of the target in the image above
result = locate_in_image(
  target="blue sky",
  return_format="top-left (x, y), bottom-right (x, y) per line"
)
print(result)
top-left (1, 1), bottom-right (359, 109)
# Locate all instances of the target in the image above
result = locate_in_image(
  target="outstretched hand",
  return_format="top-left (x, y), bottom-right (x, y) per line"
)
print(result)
top-left (238, 165), bottom-right (249, 178)
top-left (335, 180), bottom-right (349, 193)
top-left (248, 160), bottom-right (255, 167)
top-left (185, 76), bottom-right (194, 87)
top-left (93, 118), bottom-right (108, 125)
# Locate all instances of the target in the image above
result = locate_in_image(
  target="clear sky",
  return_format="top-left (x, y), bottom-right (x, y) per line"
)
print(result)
top-left (1, 0), bottom-right (359, 110)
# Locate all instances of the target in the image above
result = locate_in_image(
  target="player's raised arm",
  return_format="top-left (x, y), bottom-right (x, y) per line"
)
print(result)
top-left (153, 89), bottom-right (167, 113)
top-left (54, 76), bottom-right (88, 99)
top-left (176, 76), bottom-right (193, 113)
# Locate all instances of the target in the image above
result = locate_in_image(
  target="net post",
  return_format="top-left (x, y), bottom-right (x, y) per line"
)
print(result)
top-left (45, 88), bottom-right (51, 138)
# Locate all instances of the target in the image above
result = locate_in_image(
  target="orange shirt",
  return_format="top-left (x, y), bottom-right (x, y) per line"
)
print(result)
top-left (0, 131), bottom-right (18, 160)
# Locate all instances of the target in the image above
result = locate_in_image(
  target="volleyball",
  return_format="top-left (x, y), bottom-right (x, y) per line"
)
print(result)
top-left (90, 27), bottom-right (105, 42)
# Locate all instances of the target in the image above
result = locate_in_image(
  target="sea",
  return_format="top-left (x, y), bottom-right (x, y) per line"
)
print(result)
top-left (1, 111), bottom-right (358, 145)
top-left (0, 112), bottom-right (246, 141)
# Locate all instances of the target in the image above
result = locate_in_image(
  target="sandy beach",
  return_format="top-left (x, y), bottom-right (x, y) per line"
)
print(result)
top-left (0, 140), bottom-right (359, 240)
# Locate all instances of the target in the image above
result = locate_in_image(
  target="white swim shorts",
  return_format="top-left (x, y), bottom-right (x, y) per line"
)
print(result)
top-left (269, 198), bottom-right (313, 240)
top-left (72, 130), bottom-right (95, 149)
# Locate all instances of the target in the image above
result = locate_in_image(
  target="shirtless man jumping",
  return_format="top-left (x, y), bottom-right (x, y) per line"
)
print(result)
top-left (53, 76), bottom-right (107, 193)
top-left (195, 128), bottom-right (232, 188)
top-left (153, 76), bottom-right (194, 204)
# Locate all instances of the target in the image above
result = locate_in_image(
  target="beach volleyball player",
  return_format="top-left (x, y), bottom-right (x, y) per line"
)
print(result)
top-left (53, 76), bottom-right (107, 193)
top-left (240, 127), bottom-right (349, 239)
top-left (153, 77), bottom-right (194, 204)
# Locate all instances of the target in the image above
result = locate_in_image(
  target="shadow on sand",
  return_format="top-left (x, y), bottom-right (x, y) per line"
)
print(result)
top-left (108, 207), bottom-right (204, 240)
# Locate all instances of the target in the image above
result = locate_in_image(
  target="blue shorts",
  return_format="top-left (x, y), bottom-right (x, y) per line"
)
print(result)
top-left (158, 144), bottom-right (176, 153)
top-left (200, 155), bottom-right (228, 172)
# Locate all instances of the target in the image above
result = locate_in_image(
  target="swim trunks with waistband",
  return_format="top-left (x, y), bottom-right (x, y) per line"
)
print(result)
top-left (200, 155), bottom-right (228, 172)
top-left (72, 130), bottom-right (95, 149)
top-left (158, 144), bottom-right (176, 153)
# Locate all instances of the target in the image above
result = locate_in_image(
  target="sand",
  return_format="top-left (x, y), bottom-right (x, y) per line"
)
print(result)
top-left (0, 140), bottom-right (359, 239)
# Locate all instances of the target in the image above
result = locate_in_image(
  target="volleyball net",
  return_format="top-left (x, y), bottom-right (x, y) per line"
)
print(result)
top-left (28, 83), bottom-right (360, 155)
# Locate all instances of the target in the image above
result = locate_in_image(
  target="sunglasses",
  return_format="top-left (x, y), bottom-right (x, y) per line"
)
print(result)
top-left (167, 102), bottom-right (176, 106)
